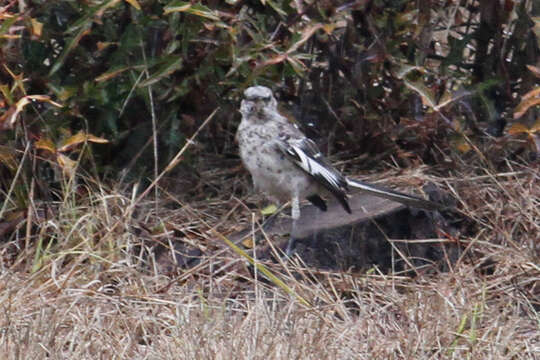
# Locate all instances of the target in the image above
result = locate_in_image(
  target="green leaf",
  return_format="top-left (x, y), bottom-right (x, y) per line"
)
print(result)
top-left (0, 14), bottom-right (19, 37)
top-left (138, 56), bottom-right (184, 87)
top-left (403, 79), bottom-right (436, 109)
top-left (442, 34), bottom-right (474, 69)
top-left (263, 0), bottom-right (288, 17)
top-left (286, 56), bottom-right (307, 76)
top-left (260, 204), bottom-right (278, 216)
top-left (163, 1), bottom-right (220, 20)
top-left (394, 63), bottom-right (424, 79)
top-left (49, 22), bottom-right (92, 76)
top-left (66, 0), bottom-right (122, 34)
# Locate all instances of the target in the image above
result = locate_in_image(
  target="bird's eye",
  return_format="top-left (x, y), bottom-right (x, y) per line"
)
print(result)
top-left (245, 95), bottom-right (271, 102)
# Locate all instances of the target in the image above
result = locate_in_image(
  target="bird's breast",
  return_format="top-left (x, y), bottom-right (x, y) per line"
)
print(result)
top-left (236, 122), bottom-right (315, 200)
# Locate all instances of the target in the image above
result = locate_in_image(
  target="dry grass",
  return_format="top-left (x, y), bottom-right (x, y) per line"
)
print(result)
top-left (0, 160), bottom-right (539, 359)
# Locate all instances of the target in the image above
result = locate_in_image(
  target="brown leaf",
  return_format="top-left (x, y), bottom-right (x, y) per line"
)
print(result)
top-left (57, 132), bottom-right (87, 152)
top-left (0, 95), bottom-right (62, 130)
top-left (30, 18), bottom-right (43, 38)
top-left (35, 137), bottom-right (57, 153)
top-left (455, 136), bottom-right (471, 153)
top-left (86, 134), bottom-right (109, 144)
top-left (95, 66), bottom-right (131, 82)
top-left (57, 153), bottom-right (78, 177)
top-left (96, 41), bottom-right (117, 51)
top-left (526, 65), bottom-right (540, 78)
top-left (163, 2), bottom-right (220, 20)
top-left (522, 86), bottom-right (540, 101)
top-left (514, 92), bottom-right (540, 119)
top-left (124, 0), bottom-right (141, 10)
top-left (57, 131), bottom-right (108, 152)
top-left (258, 54), bottom-right (287, 68)
top-left (241, 238), bottom-right (254, 249)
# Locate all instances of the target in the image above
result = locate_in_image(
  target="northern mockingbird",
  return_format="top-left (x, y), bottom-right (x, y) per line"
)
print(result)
top-left (236, 85), bottom-right (440, 226)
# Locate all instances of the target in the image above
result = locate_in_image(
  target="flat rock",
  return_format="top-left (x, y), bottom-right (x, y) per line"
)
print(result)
top-left (262, 194), bottom-right (405, 239)
top-left (234, 192), bottom-right (460, 272)
top-left (151, 188), bottom-right (464, 274)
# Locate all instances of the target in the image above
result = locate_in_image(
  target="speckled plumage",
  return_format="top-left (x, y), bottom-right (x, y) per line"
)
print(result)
top-left (236, 86), bottom-right (350, 220)
top-left (236, 86), bottom-right (441, 222)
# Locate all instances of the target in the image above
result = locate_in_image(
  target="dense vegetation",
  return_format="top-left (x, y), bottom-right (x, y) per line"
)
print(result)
top-left (0, 1), bottom-right (538, 358)
top-left (2, 1), bottom-right (539, 187)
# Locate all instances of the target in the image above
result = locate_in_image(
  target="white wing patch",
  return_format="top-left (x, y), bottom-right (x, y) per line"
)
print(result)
top-left (274, 135), bottom-right (351, 213)
top-left (289, 145), bottom-right (342, 190)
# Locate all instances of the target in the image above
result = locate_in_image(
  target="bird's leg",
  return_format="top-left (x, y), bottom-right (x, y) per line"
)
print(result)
top-left (285, 195), bottom-right (301, 256)
top-left (291, 195), bottom-right (300, 221)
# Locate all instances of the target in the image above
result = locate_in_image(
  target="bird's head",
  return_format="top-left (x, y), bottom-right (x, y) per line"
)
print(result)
top-left (240, 86), bottom-right (278, 121)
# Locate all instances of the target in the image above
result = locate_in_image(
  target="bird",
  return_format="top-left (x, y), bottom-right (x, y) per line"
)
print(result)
top-left (236, 85), bottom-right (441, 235)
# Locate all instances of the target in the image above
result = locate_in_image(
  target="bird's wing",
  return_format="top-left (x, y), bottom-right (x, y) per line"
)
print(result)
top-left (276, 136), bottom-right (351, 213)
top-left (346, 178), bottom-right (443, 210)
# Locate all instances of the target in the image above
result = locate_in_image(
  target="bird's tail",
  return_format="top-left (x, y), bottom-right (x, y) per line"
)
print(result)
top-left (346, 178), bottom-right (443, 211)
